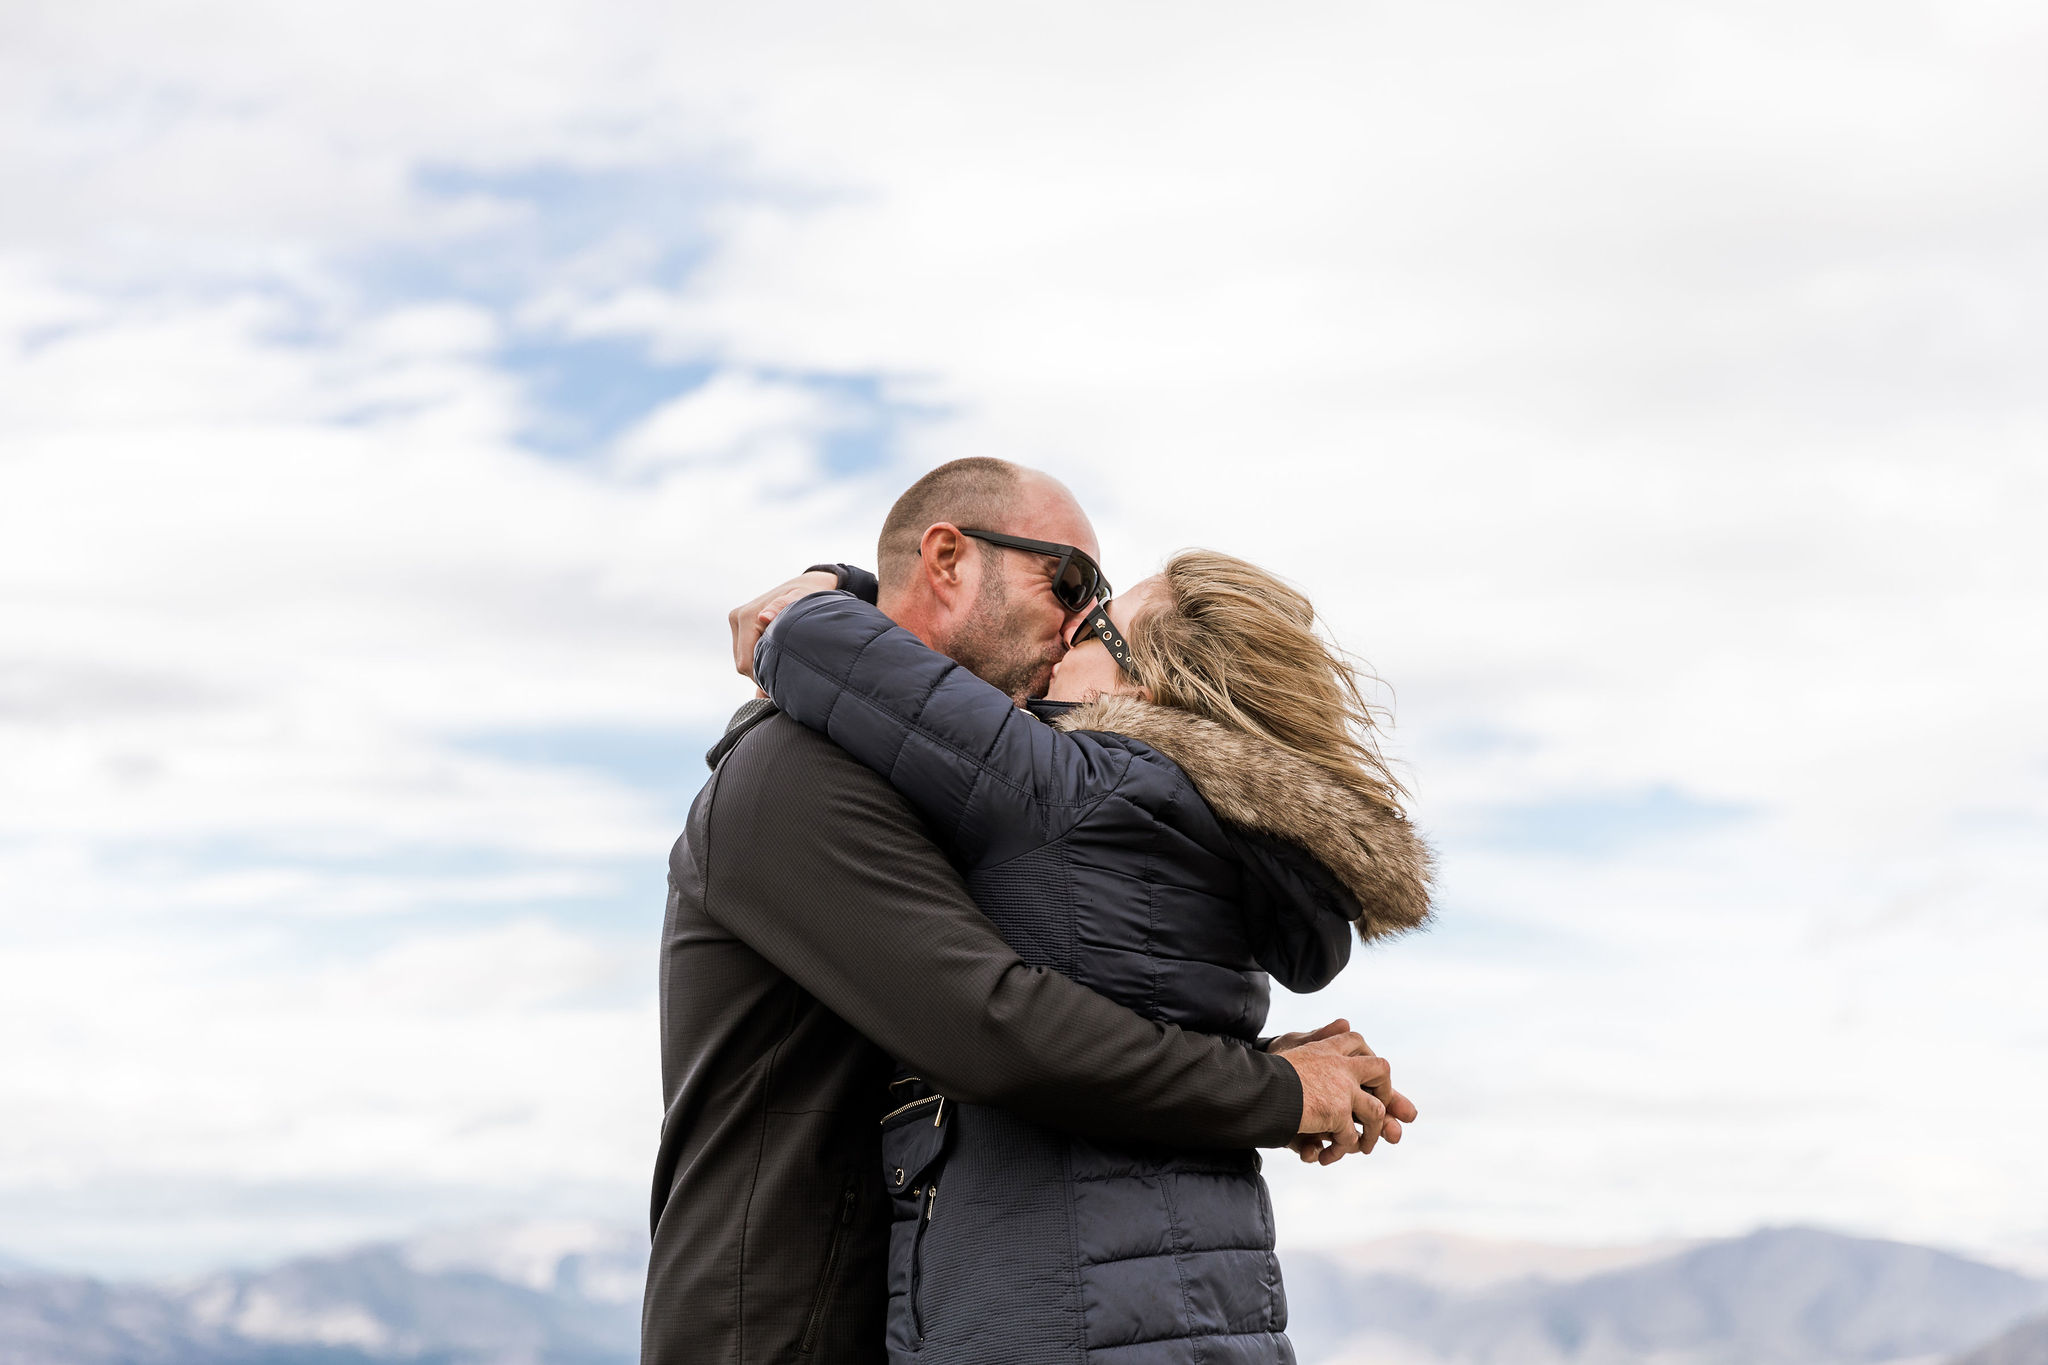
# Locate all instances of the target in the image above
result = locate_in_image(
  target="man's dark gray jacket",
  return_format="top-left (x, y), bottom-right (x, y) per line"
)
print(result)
top-left (642, 703), bottom-right (1304, 1364)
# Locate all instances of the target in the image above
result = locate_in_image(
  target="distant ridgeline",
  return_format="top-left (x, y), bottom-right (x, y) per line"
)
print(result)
top-left (0, 1225), bottom-right (2042, 1365)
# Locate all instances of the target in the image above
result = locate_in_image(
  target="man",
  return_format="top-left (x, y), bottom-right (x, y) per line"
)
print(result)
top-left (643, 459), bottom-right (1411, 1364)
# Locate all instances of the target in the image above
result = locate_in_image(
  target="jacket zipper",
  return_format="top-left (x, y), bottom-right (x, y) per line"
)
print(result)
top-left (909, 1181), bottom-right (938, 1344)
top-left (881, 1092), bottom-right (943, 1125)
top-left (884, 1091), bottom-right (947, 1347)
top-left (798, 1179), bottom-right (858, 1355)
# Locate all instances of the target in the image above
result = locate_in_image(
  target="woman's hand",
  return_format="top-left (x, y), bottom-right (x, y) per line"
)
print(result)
top-left (729, 570), bottom-right (841, 685)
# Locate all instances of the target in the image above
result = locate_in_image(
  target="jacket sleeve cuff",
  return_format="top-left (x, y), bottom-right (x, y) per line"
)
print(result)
top-left (1218, 1033), bottom-right (1305, 1148)
top-left (1253, 1048), bottom-right (1304, 1147)
top-left (805, 563), bottom-right (880, 605)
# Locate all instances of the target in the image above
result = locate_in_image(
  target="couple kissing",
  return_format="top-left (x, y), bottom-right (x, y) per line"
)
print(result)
top-left (644, 457), bottom-right (1434, 1365)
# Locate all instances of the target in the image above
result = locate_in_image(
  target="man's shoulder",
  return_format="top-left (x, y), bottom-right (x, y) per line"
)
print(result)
top-left (706, 712), bottom-right (912, 829)
top-left (688, 712), bottom-right (950, 920)
top-left (724, 710), bottom-right (884, 776)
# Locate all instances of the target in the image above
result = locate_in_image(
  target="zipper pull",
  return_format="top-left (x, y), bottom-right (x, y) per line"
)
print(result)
top-left (841, 1185), bottom-right (857, 1223)
top-left (933, 1097), bottom-right (945, 1127)
top-left (925, 1185), bottom-right (938, 1221)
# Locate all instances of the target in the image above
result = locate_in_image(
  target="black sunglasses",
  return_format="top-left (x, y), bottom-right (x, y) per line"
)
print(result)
top-left (958, 529), bottom-right (1112, 613)
top-left (1070, 601), bottom-right (1139, 679)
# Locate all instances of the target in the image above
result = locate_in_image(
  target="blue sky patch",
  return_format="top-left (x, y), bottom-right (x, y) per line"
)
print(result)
top-left (501, 335), bottom-right (714, 455)
top-left (332, 159), bottom-right (935, 469)
top-left (360, 159), bottom-right (723, 310)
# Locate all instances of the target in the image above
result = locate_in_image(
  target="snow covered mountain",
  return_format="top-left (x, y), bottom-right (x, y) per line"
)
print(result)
top-left (2, 1224), bottom-right (2041, 1365)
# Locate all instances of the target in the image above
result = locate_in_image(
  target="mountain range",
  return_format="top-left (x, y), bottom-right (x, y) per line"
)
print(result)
top-left (1283, 1227), bottom-right (2047, 1365)
top-left (2, 1223), bottom-right (2042, 1365)
top-left (0, 1221), bottom-right (641, 1365)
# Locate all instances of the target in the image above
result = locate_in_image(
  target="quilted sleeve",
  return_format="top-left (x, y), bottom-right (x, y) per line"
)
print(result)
top-left (755, 591), bottom-right (1129, 864)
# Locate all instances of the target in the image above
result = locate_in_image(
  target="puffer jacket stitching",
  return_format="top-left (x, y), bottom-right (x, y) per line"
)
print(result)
top-left (965, 791), bottom-right (1119, 876)
top-left (1095, 1328), bottom-right (1286, 1353)
top-left (890, 648), bottom-right (948, 793)
top-left (898, 647), bottom-right (974, 845)
top-left (1062, 1135), bottom-right (1089, 1362)
top-left (1068, 1163), bottom-right (1255, 1184)
top-left (1081, 1242), bottom-right (1276, 1266)
top-left (1067, 941), bottom-right (1255, 972)
top-left (1156, 1171), bottom-right (1205, 1365)
top-left (1256, 1178), bottom-right (1279, 1332)
top-left (962, 705), bottom-right (1024, 851)
top-left (1099, 1331), bottom-right (1286, 1352)
top-left (772, 646), bottom-right (1102, 814)
top-left (799, 605), bottom-right (888, 731)
top-left (1144, 781), bottom-right (1178, 1021)
top-left (804, 617), bottom-right (918, 817)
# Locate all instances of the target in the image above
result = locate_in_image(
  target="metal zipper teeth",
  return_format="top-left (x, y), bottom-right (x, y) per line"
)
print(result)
top-left (880, 1093), bottom-right (942, 1125)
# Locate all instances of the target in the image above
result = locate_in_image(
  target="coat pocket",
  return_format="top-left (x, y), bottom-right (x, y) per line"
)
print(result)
top-left (797, 1174), bottom-right (859, 1355)
top-left (881, 1091), bottom-right (953, 1349)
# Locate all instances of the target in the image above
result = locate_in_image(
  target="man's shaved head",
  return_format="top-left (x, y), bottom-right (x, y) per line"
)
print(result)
top-left (873, 457), bottom-right (1099, 702)
top-left (877, 457), bottom-right (1026, 591)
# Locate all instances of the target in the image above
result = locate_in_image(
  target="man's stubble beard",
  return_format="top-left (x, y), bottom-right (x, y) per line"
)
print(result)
top-left (940, 565), bottom-right (1062, 703)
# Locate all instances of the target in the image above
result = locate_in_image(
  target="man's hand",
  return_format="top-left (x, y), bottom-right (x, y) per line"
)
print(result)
top-left (1267, 1019), bottom-right (1365, 1164)
top-left (1265, 1018), bottom-right (1356, 1057)
top-left (729, 570), bottom-right (840, 683)
top-left (1270, 1018), bottom-right (1418, 1166)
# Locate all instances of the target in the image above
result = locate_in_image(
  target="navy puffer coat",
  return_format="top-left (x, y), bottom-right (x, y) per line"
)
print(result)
top-left (755, 592), bottom-right (1432, 1365)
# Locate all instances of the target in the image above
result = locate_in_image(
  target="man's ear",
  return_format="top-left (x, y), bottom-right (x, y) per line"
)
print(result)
top-left (919, 523), bottom-right (973, 605)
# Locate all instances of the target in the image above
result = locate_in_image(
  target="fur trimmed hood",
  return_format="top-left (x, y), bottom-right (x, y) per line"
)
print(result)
top-left (1055, 695), bottom-right (1434, 942)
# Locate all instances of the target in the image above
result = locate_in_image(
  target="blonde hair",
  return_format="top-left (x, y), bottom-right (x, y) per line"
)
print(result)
top-left (1125, 550), bottom-right (1408, 817)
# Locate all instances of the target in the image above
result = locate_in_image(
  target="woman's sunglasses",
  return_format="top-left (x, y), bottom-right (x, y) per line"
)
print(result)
top-left (1070, 602), bottom-right (1139, 679)
top-left (958, 529), bottom-right (1112, 613)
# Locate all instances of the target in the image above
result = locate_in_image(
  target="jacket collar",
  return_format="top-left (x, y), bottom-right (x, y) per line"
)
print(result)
top-left (705, 698), bottom-right (779, 770)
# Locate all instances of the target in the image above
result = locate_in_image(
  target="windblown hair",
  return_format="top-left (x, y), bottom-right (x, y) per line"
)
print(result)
top-left (1125, 550), bottom-right (1408, 820)
top-left (877, 458), bottom-right (1024, 591)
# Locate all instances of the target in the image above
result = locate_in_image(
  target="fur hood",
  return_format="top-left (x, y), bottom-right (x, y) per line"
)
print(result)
top-left (1056, 695), bottom-right (1434, 942)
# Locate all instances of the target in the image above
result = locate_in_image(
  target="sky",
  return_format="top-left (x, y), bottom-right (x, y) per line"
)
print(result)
top-left (2, 0), bottom-right (2045, 1279)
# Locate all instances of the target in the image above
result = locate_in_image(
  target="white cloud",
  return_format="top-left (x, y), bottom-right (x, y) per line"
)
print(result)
top-left (1, 0), bottom-right (2044, 1275)
top-left (613, 370), bottom-right (842, 474)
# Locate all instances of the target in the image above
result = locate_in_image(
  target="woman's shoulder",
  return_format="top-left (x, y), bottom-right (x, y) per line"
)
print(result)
top-left (1043, 698), bottom-right (1202, 801)
top-left (1053, 695), bottom-right (1435, 943)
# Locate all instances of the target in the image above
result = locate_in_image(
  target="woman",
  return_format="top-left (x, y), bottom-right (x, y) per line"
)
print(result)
top-left (754, 548), bottom-right (1433, 1365)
